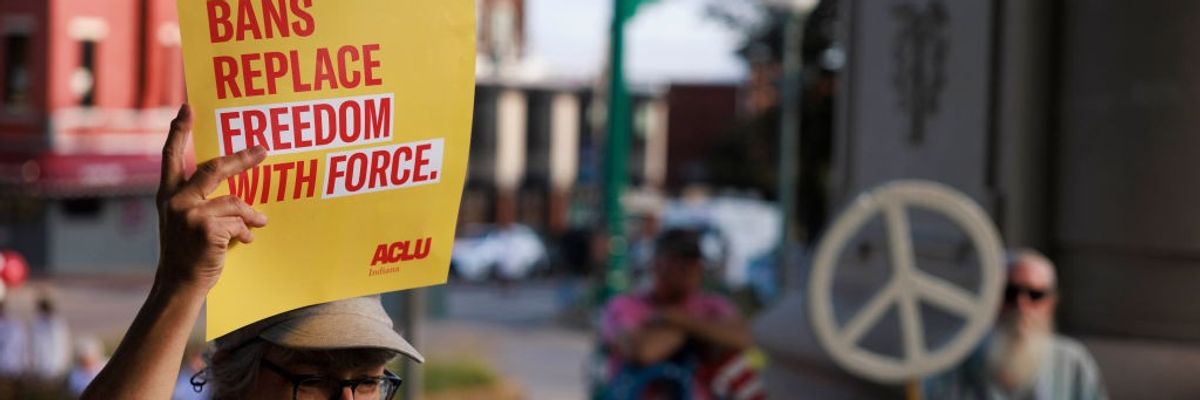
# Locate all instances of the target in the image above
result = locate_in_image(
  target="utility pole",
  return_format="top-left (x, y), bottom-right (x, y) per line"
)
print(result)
top-left (400, 290), bottom-right (424, 399)
top-left (601, 0), bottom-right (638, 301)
top-left (771, 0), bottom-right (818, 288)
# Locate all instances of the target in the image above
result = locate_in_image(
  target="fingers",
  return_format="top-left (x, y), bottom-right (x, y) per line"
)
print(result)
top-left (226, 217), bottom-right (255, 244)
top-left (159, 104), bottom-right (193, 197)
top-left (185, 146), bottom-right (267, 199)
top-left (201, 195), bottom-right (268, 228)
top-left (187, 196), bottom-right (267, 242)
top-left (209, 217), bottom-right (255, 245)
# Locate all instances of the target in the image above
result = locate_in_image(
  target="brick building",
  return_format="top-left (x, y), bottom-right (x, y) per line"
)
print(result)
top-left (0, 0), bottom-right (739, 274)
top-left (0, 0), bottom-right (183, 272)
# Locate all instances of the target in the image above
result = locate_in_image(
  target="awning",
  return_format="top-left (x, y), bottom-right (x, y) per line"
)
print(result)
top-left (0, 153), bottom-right (169, 198)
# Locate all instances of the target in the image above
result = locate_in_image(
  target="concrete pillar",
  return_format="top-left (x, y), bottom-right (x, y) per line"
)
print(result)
top-left (994, 0), bottom-right (1053, 250)
top-left (494, 88), bottom-right (526, 224)
top-left (548, 92), bottom-right (579, 233)
top-left (642, 99), bottom-right (668, 190)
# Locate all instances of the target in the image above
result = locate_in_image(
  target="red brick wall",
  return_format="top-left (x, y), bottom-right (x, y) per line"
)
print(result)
top-left (665, 84), bottom-right (739, 190)
top-left (0, 0), bottom-right (183, 160)
top-left (47, 0), bottom-right (140, 109)
top-left (0, 0), bottom-right (51, 151)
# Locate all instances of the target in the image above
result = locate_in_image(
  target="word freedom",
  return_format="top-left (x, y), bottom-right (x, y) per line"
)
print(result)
top-left (217, 94), bottom-right (393, 156)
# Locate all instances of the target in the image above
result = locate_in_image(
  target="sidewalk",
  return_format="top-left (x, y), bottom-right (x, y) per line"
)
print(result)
top-left (5, 275), bottom-right (155, 341)
top-left (6, 275), bottom-right (594, 400)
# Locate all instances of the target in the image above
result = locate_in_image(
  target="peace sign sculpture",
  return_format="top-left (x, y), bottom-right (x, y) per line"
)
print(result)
top-left (808, 180), bottom-right (1004, 384)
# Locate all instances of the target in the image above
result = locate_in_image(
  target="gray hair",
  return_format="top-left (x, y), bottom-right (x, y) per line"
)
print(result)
top-left (203, 340), bottom-right (400, 399)
top-left (206, 340), bottom-right (267, 400)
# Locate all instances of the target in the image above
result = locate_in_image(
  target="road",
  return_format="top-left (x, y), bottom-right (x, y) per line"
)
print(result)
top-left (422, 280), bottom-right (594, 400)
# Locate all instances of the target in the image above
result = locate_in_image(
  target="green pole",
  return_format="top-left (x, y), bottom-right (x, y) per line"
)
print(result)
top-left (776, 9), bottom-right (806, 288)
top-left (593, 5), bottom-right (638, 399)
top-left (602, 0), bottom-right (633, 302)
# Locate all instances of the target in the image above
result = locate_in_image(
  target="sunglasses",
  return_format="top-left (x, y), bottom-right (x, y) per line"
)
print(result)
top-left (1003, 284), bottom-right (1053, 305)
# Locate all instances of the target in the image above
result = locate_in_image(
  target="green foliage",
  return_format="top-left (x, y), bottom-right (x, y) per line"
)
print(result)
top-left (422, 359), bottom-right (498, 393)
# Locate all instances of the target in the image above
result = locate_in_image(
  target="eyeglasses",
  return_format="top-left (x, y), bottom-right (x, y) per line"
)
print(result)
top-left (1003, 284), bottom-right (1053, 305)
top-left (262, 359), bottom-right (403, 400)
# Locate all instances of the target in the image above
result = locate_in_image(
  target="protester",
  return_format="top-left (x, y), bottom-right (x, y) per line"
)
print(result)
top-left (68, 335), bottom-right (108, 397)
top-left (28, 287), bottom-right (72, 381)
top-left (628, 213), bottom-right (662, 278)
top-left (173, 346), bottom-right (210, 400)
top-left (924, 249), bottom-right (1108, 399)
top-left (80, 104), bottom-right (423, 399)
top-left (0, 299), bottom-right (26, 397)
top-left (601, 228), bottom-right (763, 400)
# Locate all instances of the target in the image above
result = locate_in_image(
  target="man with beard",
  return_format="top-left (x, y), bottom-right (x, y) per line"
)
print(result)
top-left (924, 249), bottom-right (1107, 399)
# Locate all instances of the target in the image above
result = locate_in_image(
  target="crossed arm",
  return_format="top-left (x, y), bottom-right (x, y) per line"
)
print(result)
top-left (82, 105), bottom-right (267, 400)
top-left (615, 309), bottom-right (753, 366)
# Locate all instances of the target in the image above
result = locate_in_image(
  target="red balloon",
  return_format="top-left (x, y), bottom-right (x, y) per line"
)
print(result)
top-left (1, 251), bottom-right (28, 288)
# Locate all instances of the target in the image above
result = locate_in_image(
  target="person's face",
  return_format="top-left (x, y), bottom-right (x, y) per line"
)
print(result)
top-left (640, 216), bottom-right (660, 237)
top-left (999, 260), bottom-right (1057, 337)
top-left (37, 299), bottom-right (53, 315)
top-left (247, 348), bottom-right (390, 400)
top-left (653, 255), bottom-right (703, 300)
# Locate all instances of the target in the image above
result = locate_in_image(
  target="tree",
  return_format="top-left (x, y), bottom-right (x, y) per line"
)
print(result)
top-left (705, 0), bottom-right (842, 243)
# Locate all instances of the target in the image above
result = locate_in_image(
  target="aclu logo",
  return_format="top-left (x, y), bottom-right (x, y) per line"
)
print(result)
top-left (370, 237), bottom-right (432, 267)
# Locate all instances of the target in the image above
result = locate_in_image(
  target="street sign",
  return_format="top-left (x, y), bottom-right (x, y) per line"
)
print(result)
top-left (808, 180), bottom-right (1003, 383)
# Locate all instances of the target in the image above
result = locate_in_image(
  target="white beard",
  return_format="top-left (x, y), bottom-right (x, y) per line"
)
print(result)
top-left (986, 316), bottom-right (1052, 392)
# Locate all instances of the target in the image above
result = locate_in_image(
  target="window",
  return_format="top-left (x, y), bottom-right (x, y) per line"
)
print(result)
top-left (62, 198), bottom-right (103, 219)
top-left (74, 40), bottom-right (97, 107)
top-left (2, 34), bottom-right (30, 108)
top-left (525, 91), bottom-right (551, 184)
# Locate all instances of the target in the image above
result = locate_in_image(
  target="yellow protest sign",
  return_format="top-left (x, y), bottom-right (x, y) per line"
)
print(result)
top-left (176, 0), bottom-right (475, 339)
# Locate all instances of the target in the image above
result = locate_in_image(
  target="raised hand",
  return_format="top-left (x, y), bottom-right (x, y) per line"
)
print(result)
top-left (155, 104), bottom-right (268, 295)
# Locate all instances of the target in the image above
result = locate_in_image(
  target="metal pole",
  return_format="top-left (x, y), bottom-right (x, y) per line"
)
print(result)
top-left (602, 0), bottom-right (633, 302)
top-left (776, 10), bottom-right (806, 287)
top-left (400, 289), bottom-right (425, 399)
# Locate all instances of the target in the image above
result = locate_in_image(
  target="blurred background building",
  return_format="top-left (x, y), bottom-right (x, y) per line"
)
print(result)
top-left (2, 0), bottom-right (1200, 398)
top-left (0, 0), bottom-right (183, 272)
top-left (753, 0), bottom-right (1200, 398)
top-left (0, 0), bottom-right (753, 280)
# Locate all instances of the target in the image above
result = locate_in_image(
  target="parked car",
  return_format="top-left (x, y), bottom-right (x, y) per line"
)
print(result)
top-left (451, 224), bottom-right (548, 281)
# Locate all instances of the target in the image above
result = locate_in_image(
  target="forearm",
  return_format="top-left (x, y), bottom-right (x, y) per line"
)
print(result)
top-left (633, 334), bottom-right (679, 365)
top-left (82, 105), bottom-right (266, 399)
top-left (620, 326), bottom-right (686, 366)
top-left (81, 272), bottom-right (205, 400)
top-left (674, 319), bottom-right (752, 352)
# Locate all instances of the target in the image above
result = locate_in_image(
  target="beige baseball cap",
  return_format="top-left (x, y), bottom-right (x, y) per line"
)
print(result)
top-left (214, 296), bottom-right (424, 363)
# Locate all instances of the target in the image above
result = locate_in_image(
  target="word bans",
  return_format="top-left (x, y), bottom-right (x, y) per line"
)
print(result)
top-left (217, 94), bottom-right (393, 156)
top-left (324, 138), bottom-right (444, 199)
top-left (206, 0), bottom-right (315, 43)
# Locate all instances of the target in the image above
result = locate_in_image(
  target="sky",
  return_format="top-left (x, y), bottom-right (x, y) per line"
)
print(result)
top-left (524, 0), bottom-right (752, 85)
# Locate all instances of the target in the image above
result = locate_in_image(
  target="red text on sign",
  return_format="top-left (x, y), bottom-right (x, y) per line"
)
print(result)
top-left (213, 44), bottom-right (382, 99)
top-left (207, 0), bottom-right (316, 43)
top-left (226, 159), bottom-right (319, 206)
top-left (370, 237), bottom-right (432, 266)
top-left (217, 94), bottom-right (393, 156)
top-left (324, 139), bottom-right (445, 199)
